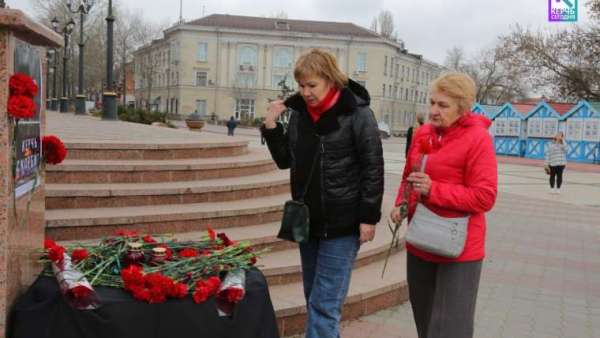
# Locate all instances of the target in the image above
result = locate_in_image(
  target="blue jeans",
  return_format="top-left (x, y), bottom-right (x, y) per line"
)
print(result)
top-left (299, 235), bottom-right (360, 338)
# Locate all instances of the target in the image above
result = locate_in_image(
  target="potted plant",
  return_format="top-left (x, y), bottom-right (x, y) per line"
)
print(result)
top-left (185, 110), bottom-right (205, 130)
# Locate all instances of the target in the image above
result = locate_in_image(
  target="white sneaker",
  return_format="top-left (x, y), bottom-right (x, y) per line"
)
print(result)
top-left (556, 188), bottom-right (561, 194)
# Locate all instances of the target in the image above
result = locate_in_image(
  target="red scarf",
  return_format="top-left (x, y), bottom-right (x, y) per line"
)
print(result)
top-left (306, 88), bottom-right (341, 123)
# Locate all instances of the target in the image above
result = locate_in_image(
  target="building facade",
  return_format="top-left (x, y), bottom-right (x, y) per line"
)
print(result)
top-left (133, 14), bottom-right (442, 133)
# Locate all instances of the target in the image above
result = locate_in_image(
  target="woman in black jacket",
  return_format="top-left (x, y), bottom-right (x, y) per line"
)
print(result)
top-left (261, 49), bottom-right (384, 338)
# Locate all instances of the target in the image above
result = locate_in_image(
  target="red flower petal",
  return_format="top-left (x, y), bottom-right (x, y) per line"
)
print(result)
top-left (8, 95), bottom-right (35, 119)
top-left (71, 248), bottom-right (89, 264)
top-left (42, 135), bottom-right (67, 165)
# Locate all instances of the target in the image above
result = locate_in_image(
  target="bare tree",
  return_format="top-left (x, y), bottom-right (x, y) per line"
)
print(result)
top-left (370, 17), bottom-right (378, 32)
top-left (499, 24), bottom-right (600, 101)
top-left (444, 46), bottom-right (467, 72)
top-left (370, 10), bottom-right (398, 40)
top-left (268, 11), bottom-right (288, 19)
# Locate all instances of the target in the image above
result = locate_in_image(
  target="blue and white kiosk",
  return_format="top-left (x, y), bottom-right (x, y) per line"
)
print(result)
top-left (492, 103), bottom-right (530, 156)
top-left (524, 101), bottom-right (572, 160)
top-left (561, 100), bottom-right (600, 163)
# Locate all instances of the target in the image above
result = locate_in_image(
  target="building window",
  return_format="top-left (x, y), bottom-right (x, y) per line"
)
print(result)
top-left (405, 88), bottom-right (409, 101)
top-left (384, 56), bottom-right (388, 76)
top-left (382, 84), bottom-right (386, 97)
top-left (272, 46), bottom-right (293, 69)
top-left (195, 99), bottom-right (207, 116)
top-left (272, 46), bottom-right (294, 89)
top-left (356, 80), bottom-right (366, 88)
top-left (235, 99), bottom-right (255, 120)
top-left (195, 72), bottom-right (207, 86)
top-left (356, 52), bottom-right (367, 72)
top-left (238, 44), bottom-right (258, 70)
top-left (395, 64), bottom-right (399, 79)
top-left (196, 42), bottom-right (208, 62)
top-left (401, 66), bottom-right (405, 81)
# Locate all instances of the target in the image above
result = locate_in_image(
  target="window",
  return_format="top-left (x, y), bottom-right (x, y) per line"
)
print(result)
top-left (405, 88), bottom-right (409, 101)
top-left (272, 46), bottom-right (294, 69)
top-left (395, 64), bottom-right (399, 79)
top-left (195, 100), bottom-right (207, 116)
top-left (401, 66), bottom-right (405, 81)
top-left (389, 84), bottom-right (393, 98)
top-left (196, 42), bottom-right (208, 62)
top-left (384, 56), bottom-right (388, 76)
top-left (272, 46), bottom-right (294, 88)
top-left (235, 99), bottom-right (255, 120)
top-left (356, 80), bottom-right (366, 88)
top-left (356, 52), bottom-right (367, 72)
top-left (195, 72), bottom-right (207, 86)
top-left (238, 45), bottom-right (258, 69)
top-left (382, 84), bottom-right (386, 97)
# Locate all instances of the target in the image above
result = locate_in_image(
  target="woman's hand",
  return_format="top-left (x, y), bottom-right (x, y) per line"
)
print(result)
top-left (390, 206), bottom-right (404, 224)
top-left (359, 223), bottom-right (376, 244)
top-left (407, 172), bottom-right (432, 196)
top-left (265, 100), bottom-right (287, 129)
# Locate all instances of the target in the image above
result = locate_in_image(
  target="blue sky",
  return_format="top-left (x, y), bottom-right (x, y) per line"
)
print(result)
top-left (13, 0), bottom-right (593, 65)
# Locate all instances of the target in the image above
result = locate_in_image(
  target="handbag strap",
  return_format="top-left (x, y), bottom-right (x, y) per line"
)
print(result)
top-left (420, 154), bottom-right (428, 172)
top-left (299, 138), bottom-right (322, 202)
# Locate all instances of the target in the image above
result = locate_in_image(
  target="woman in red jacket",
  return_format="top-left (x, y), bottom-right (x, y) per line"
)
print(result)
top-left (391, 73), bottom-right (498, 338)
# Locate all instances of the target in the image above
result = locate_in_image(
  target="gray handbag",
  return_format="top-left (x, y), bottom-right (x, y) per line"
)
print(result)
top-left (405, 155), bottom-right (470, 258)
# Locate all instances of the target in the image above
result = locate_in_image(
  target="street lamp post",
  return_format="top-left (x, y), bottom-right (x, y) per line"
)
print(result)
top-left (67, 0), bottom-right (94, 115)
top-left (51, 47), bottom-right (59, 110)
top-left (45, 49), bottom-right (55, 110)
top-left (102, 0), bottom-right (117, 120)
top-left (51, 17), bottom-right (75, 113)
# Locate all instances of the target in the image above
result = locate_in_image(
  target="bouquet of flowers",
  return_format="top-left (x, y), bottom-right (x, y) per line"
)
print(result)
top-left (40, 228), bottom-right (264, 309)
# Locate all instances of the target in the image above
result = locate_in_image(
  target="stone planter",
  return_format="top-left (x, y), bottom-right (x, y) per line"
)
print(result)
top-left (185, 119), bottom-right (205, 130)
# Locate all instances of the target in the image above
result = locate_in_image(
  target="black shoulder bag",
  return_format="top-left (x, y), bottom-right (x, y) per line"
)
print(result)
top-left (277, 141), bottom-right (321, 243)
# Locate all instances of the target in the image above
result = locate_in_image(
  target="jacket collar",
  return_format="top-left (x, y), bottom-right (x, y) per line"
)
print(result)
top-left (285, 87), bottom-right (358, 135)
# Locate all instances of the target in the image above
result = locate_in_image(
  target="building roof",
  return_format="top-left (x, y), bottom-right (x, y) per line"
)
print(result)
top-left (187, 14), bottom-right (381, 38)
top-left (480, 104), bottom-right (502, 115)
top-left (511, 103), bottom-right (536, 114)
top-left (548, 102), bottom-right (575, 116)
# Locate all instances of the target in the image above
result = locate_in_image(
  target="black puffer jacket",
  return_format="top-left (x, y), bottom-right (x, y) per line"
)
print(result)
top-left (261, 80), bottom-right (384, 239)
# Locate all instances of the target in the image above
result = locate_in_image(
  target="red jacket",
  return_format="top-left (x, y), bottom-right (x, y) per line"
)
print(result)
top-left (395, 112), bottom-right (498, 263)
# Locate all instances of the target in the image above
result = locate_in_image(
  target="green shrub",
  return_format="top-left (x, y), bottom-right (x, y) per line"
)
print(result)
top-left (118, 106), bottom-right (168, 125)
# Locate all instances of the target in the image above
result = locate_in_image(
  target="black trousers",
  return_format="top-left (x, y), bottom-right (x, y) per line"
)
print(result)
top-left (549, 165), bottom-right (565, 188)
top-left (407, 253), bottom-right (482, 338)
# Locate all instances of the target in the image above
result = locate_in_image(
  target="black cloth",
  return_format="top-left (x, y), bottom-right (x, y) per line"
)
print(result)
top-left (405, 126), bottom-right (414, 159)
top-left (261, 79), bottom-right (384, 239)
top-left (226, 119), bottom-right (238, 130)
top-left (8, 269), bottom-right (279, 338)
top-left (407, 253), bottom-right (482, 338)
top-left (549, 165), bottom-right (565, 189)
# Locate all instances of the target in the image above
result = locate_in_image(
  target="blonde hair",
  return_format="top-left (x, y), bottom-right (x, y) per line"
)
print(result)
top-left (294, 49), bottom-right (348, 89)
top-left (430, 72), bottom-right (476, 113)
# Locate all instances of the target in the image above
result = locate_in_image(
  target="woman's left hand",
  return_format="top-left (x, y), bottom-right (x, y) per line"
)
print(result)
top-left (407, 172), bottom-right (432, 196)
top-left (359, 223), bottom-right (376, 244)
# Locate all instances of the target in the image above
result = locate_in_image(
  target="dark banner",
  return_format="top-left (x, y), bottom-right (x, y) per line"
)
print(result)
top-left (14, 39), bottom-right (42, 198)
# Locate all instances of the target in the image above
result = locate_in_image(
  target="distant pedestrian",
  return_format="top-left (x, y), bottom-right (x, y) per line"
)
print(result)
top-left (545, 131), bottom-right (567, 194)
top-left (405, 112), bottom-right (426, 158)
top-left (226, 116), bottom-right (237, 136)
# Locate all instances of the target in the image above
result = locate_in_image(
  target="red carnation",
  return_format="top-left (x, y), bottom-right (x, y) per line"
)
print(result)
top-left (207, 226), bottom-right (216, 241)
top-left (130, 285), bottom-right (150, 302)
top-left (193, 286), bottom-right (210, 303)
top-left (419, 137), bottom-right (433, 155)
top-left (178, 248), bottom-right (199, 258)
top-left (71, 248), bottom-right (89, 264)
top-left (195, 276), bottom-right (221, 296)
top-left (7, 95), bottom-right (35, 119)
top-left (44, 239), bottom-right (57, 249)
top-left (169, 283), bottom-right (188, 298)
top-left (148, 286), bottom-right (167, 304)
top-left (121, 265), bottom-right (145, 290)
top-left (217, 233), bottom-right (234, 246)
top-left (142, 235), bottom-right (156, 243)
top-left (115, 229), bottom-right (138, 238)
top-left (68, 285), bottom-right (92, 299)
top-left (42, 135), bottom-right (68, 165)
top-left (218, 288), bottom-right (245, 303)
top-left (47, 244), bottom-right (65, 263)
top-left (9, 72), bottom-right (38, 97)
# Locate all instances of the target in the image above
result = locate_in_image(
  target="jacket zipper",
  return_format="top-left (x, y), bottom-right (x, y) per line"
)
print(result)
top-left (319, 135), bottom-right (328, 238)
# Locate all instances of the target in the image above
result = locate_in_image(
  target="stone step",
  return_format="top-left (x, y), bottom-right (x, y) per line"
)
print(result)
top-left (46, 149), bottom-right (276, 184)
top-left (58, 222), bottom-right (297, 254)
top-left (259, 225), bottom-right (406, 286)
top-left (63, 140), bottom-right (250, 160)
top-left (46, 171), bottom-right (290, 209)
top-left (45, 193), bottom-right (290, 241)
top-left (272, 250), bottom-right (408, 337)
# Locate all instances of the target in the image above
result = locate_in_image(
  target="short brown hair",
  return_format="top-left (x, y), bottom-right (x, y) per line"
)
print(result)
top-left (294, 49), bottom-right (348, 89)
top-left (431, 72), bottom-right (476, 113)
